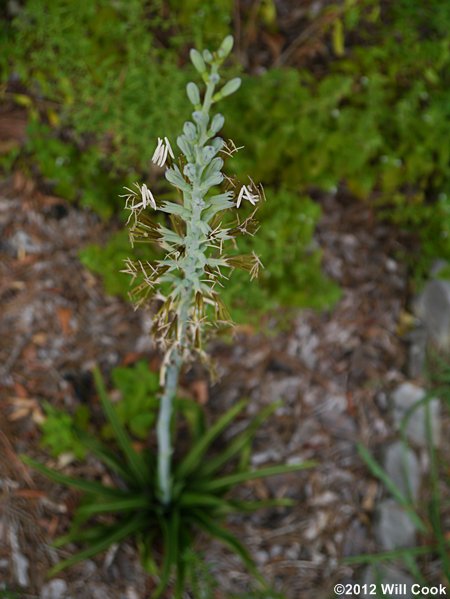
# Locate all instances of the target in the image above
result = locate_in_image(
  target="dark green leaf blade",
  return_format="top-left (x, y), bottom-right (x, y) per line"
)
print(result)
top-left (197, 401), bottom-right (281, 478)
top-left (48, 513), bottom-right (147, 576)
top-left (75, 495), bottom-right (151, 518)
top-left (22, 455), bottom-right (128, 498)
top-left (196, 462), bottom-right (316, 493)
top-left (92, 366), bottom-right (149, 487)
top-left (175, 400), bottom-right (247, 482)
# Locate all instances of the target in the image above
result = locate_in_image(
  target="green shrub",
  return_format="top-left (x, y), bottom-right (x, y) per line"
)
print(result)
top-left (225, 0), bottom-right (450, 278)
top-left (6, 0), bottom-right (450, 314)
top-left (108, 360), bottom-right (160, 439)
top-left (40, 402), bottom-right (90, 460)
top-left (40, 362), bottom-right (163, 455)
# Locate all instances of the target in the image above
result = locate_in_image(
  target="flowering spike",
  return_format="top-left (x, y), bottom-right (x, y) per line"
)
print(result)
top-left (123, 36), bottom-right (263, 358)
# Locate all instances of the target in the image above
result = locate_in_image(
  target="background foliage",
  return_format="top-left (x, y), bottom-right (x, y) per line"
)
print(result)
top-left (2, 0), bottom-right (450, 316)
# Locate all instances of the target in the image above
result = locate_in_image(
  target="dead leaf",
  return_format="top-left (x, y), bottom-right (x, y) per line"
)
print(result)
top-left (57, 306), bottom-right (73, 336)
top-left (8, 397), bottom-right (45, 425)
top-left (32, 332), bottom-right (47, 346)
top-left (190, 379), bottom-right (209, 405)
top-left (123, 352), bottom-right (143, 366)
top-left (14, 489), bottom-right (46, 500)
top-left (13, 383), bottom-right (28, 398)
top-left (361, 479), bottom-right (379, 512)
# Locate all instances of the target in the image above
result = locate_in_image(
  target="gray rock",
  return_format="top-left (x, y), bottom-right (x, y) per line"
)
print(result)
top-left (391, 383), bottom-right (441, 447)
top-left (86, 585), bottom-right (111, 599)
top-left (41, 579), bottom-right (69, 599)
top-left (415, 279), bottom-right (450, 348)
top-left (8, 525), bottom-right (29, 587)
top-left (362, 563), bottom-right (415, 598)
top-left (407, 326), bottom-right (427, 378)
top-left (384, 441), bottom-right (421, 502)
top-left (375, 499), bottom-right (417, 551)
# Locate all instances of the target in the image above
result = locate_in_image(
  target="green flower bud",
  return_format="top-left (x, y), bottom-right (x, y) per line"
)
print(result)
top-left (203, 49), bottom-right (213, 63)
top-left (183, 121), bottom-right (197, 141)
top-left (217, 35), bottom-right (234, 59)
top-left (213, 77), bottom-right (241, 101)
top-left (186, 82), bottom-right (201, 106)
top-left (210, 113), bottom-right (225, 134)
top-left (190, 49), bottom-right (206, 74)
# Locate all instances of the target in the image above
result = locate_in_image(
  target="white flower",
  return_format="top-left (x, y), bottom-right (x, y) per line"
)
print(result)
top-left (152, 136), bottom-right (175, 167)
top-left (121, 182), bottom-right (156, 224)
top-left (139, 183), bottom-right (157, 210)
top-left (236, 184), bottom-right (259, 208)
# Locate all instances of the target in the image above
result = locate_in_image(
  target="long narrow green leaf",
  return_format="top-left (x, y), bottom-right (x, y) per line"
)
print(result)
top-left (53, 524), bottom-right (111, 548)
top-left (357, 443), bottom-right (427, 533)
top-left (22, 455), bottom-right (127, 498)
top-left (175, 398), bottom-right (205, 440)
top-left (175, 528), bottom-right (192, 599)
top-left (152, 516), bottom-right (174, 599)
top-left (75, 495), bottom-right (151, 518)
top-left (179, 492), bottom-right (294, 512)
top-left (344, 543), bottom-right (449, 565)
top-left (402, 552), bottom-right (428, 586)
top-left (179, 492), bottom-right (231, 509)
top-left (48, 514), bottom-right (147, 576)
top-left (192, 511), bottom-right (265, 586)
top-left (169, 509), bottom-right (180, 589)
top-left (93, 367), bottom-right (149, 487)
top-left (196, 462), bottom-right (316, 492)
top-left (198, 402), bottom-right (281, 478)
top-left (175, 400), bottom-right (247, 482)
top-left (77, 432), bottom-right (137, 485)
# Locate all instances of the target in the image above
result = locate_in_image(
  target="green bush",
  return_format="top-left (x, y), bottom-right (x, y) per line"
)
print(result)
top-left (5, 0), bottom-right (450, 314)
top-left (39, 361), bottom-right (163, 455)
top-left (225, 0), bottom-right (450, 277)
top-left (40, 403), bottom-right (89, 460)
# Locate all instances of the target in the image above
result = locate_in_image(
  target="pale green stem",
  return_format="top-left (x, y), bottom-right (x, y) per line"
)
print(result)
top-left (156, 67), bottom-right (218, 505)
top-left (157, 298), bottom-right (190, 505)
top-left (157, 347), bottom-right (181, 505)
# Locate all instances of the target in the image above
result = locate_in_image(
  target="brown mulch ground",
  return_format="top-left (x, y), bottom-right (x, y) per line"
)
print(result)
top-left (0, 165), bottom-right (422, 598)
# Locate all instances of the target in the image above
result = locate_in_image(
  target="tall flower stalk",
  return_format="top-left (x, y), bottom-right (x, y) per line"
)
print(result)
top-left (122, 36), bottom-right (263, 505)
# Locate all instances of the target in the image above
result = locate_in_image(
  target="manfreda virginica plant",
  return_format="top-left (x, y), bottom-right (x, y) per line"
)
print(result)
top-left (23, 36), bottom-right (315, 598)
top-left (121, 34), bottom-right (265, 506)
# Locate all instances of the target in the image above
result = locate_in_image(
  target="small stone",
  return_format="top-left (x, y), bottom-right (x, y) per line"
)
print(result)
top-left (342, 520), bottom-right (368, 557)
top-left (407, 326), bottom-right (427, 378)
top-left (285, 543), bottom-right (300, 560)
top-left (391, 383), bottom-right (441, 447)
top-left (303, 511), bottom-right (328, 541)
top-left (415, 279), bottom-right (450, 348)
top-left (384, 442), bottom-right (421, 502)
top-left (376, 499), bottom-right (416, 551)
top-left (40, 579), bottom-right (69, 599)
top-left (88, 585), bottom-right (111, 599)
top-left (269, 545), bottom-right (283, 558)
top-left (255, 550), bottom-right (269, 565)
